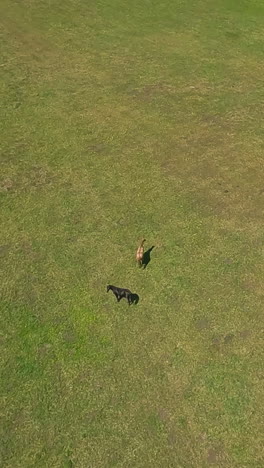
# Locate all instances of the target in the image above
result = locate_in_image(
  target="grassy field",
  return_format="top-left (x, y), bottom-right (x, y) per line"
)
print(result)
top-left (0, 1), bottom-right (264, 466)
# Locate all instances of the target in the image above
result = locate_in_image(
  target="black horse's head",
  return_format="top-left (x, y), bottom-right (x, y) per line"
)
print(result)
top-left (130, 293), bottom-right (140, 305)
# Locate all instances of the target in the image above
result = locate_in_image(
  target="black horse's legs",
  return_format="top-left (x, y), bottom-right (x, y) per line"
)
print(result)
top-left (114, 292), bottom-right (121, 302)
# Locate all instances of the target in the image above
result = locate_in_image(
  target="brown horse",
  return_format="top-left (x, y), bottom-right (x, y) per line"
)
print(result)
top-left (136, 238), bottom-right (146, 267)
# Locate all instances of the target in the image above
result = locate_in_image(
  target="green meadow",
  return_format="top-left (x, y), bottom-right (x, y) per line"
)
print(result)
top-left (0, 1), bottom-right (263, 466)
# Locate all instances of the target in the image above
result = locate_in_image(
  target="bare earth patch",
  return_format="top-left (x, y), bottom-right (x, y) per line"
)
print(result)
top-left (0, 179), bottom-right (14, 191)
top-left (38, 343), bottom-right (52, 357)
top-left (239, 330), bottom-right (251, 340)
top-left (224, 334), bottom-right (235, 344)
top-left (195, 317), bottom-right (211, 330)
top-left (207, 446), bottom-right (227, 464)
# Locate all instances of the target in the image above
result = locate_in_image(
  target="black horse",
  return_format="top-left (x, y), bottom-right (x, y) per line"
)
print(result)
top-left (107, 285), bottom-right (139, 305)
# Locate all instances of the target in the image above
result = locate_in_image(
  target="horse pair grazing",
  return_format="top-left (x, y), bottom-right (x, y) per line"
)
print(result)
top-left (107, 239), bottom-right (148, 306)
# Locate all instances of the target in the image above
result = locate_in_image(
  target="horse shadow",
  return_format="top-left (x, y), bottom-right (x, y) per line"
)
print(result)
top-left (142, 246), bottom-right (155, 269)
